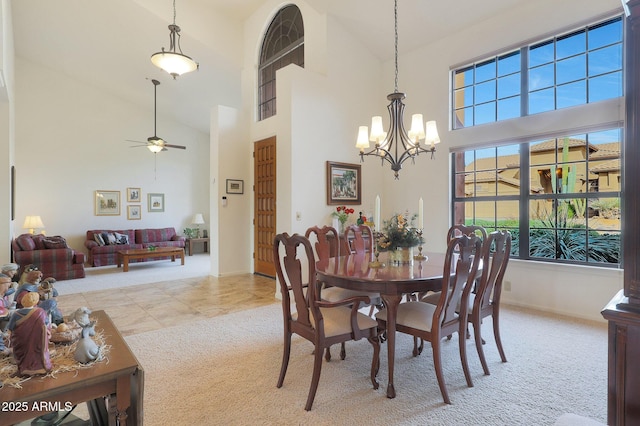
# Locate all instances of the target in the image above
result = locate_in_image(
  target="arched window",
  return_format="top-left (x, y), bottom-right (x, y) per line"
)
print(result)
top-left (258, 5), bottom-right (304, 121)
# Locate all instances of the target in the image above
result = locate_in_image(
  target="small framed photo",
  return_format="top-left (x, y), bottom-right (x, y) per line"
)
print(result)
top-left (95, 190), bottom-right (121, 216)
top-left (127, 187), bottom-right (141, 202)
top-left (148, 193), bottom-right (165, 212)
top-left (326, 161), bottom-right (361, 205)
top-left (226, 179), bottom-right (244, 194)
top-left (127, 205), bottom-right (141, 220)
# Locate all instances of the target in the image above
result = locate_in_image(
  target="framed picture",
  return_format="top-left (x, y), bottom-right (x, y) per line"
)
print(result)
top-left (95, 190), bottom-right (121, 216)
top-left (326, 161), bottom-right (361, 205)
top-left (148, 193), bottom-right (165, 212)
top-left (226, 179), bottom-right (244, 195)
top-left (127, 187), bottom-right (141, 202)
top-left (127, 205), bottom-right (141, 220)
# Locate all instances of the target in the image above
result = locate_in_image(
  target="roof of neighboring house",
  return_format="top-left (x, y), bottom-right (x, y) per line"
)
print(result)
top-left (590, 158), bottom-right (621, 173)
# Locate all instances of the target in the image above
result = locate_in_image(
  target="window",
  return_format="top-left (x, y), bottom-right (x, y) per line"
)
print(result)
top-left (258, 5), bottom-right (304, 121)
top-left (452, 129), bottom-right (622, 266)
top-left (453, 17), bottom-right (622, 129)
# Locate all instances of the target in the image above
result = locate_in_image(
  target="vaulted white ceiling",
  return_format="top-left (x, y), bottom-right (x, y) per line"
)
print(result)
top-left (11, 0), bottom-right (532, 135)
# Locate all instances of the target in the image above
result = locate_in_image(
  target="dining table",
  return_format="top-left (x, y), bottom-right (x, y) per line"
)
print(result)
top-left (315, 250), bottom-right (449, 399)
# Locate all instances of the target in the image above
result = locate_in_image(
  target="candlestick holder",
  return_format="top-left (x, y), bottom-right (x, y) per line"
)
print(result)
top-left (369, 231), bottom-right (386, 268)
top-left (414, 228), bottom-right (427, 261)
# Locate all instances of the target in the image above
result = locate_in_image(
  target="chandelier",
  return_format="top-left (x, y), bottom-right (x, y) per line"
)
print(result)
top-left (356, 0), bottom-right (440, 179)
top-left (151, 0), bottom-right (199, 79)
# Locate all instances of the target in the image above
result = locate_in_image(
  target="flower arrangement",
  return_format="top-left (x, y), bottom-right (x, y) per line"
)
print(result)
top-left (331, 206), bottom-right (355, 227)
top-left (377, 212), bottom-right (423, 251)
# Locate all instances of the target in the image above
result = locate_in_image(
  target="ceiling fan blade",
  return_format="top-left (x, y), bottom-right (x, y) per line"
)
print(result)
top-left (163, 144), bottom-right (187, 150)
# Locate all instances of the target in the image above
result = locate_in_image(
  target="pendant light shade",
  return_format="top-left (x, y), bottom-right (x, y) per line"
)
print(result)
top-left (151, 1), bottom-right (198, 79)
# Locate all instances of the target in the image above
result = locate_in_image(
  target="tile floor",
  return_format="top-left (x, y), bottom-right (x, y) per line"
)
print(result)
top-left (55, 274), bottom-right (277, 337)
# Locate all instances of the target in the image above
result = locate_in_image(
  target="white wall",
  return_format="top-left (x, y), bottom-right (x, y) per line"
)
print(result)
top-left (0, 0), bottom-right (14, 262)
top-left (14, 58), bottom-right (210, 256)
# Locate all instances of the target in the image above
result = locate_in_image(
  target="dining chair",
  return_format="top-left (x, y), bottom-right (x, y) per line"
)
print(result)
top-left (468, 229), bottom-right (511, 375)
top-left (341, 224), bottom-right (382, 315)
top-left (343, 224), bottom-right (374, 255)
top-left (375, 234), bottom-right (482, 404)
top-left (446, 224), bottom-right (488, 242)
top-left (273, 232), bottom-right (380, 411)
top-left (305, 225), bottom-right (381, 361)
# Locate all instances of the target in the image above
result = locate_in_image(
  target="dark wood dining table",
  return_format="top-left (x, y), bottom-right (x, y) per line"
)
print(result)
top-left (316, 251), bottom-right (447, 399)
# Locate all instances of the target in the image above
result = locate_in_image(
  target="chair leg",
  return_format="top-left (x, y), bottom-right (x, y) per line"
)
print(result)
top-left (324, 346), bottom-right (332, 361)
top-left (431, 337), bottom-right (451, 404)
top-left (368, 335), bottom-right (380, 390)
top-left (493, 310), bottom-right (507, 363)
top-left (458, 324), bottom-right (473, 388)
top-left (340, 342), bottom-right (346, 360)
top-left (305, 345), bottom-right (324, 411)
top-left (277, 331), bottom-right (292, 388)
top-left (473, 316), bottom-right (490, 376)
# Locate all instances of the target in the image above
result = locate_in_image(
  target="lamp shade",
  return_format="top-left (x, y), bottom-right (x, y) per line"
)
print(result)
top-left (425, 121), bottom-right (440, 146)
top-left (356, 126), bottom-right (370, 150)
top-left (191, 213), bottom-right (205, 225)
top-left (151, 51), bottom-right (198, 78)
top-left (148, 144), bottom-right (163, 153)
top-left (23, 215), bottom-right (45, 234)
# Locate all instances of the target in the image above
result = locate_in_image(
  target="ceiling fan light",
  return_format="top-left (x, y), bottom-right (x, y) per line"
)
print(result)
top-left (147, 144), bottom-right (164, 153)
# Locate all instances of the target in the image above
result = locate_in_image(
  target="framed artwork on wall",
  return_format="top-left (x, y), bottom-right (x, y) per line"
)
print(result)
top-left (95, 190), bottom-right (121, 216)
top-left (148, 193), bottom-right (165, 212)
top-left (326, 161), bottom-right (361, 205)
top-left (127, 187), bottom-right (141, 202)
top-left (127, 205), bottom-right (141, 220)
top-left (226, 179), bottom-right (244, 194)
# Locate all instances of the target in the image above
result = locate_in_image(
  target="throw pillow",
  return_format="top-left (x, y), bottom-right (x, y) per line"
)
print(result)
top-left (43, 236), bottom-right (68, 249)
top-left (32, 234), bottom-right (46, 250)
top-left (94, 233), bottom-right (105, 246)
top-left (101, 232), bottom-right (111, 245)
top-left (114, 232), bottom-right (129, 245)
top-left (106, 233), bottom-right (117, 245)
top-left (15, 235), bottom-right (36, 251)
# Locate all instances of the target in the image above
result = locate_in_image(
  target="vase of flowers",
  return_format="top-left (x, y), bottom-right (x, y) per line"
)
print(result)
top-left (377, 212), bottom-right (423, 265)
top-left (331, 206), bottom-right (355, 233)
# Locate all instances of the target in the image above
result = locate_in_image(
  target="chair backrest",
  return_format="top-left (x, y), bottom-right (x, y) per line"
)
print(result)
top-left (344, 224), bottom-right (374, 256)
top-left (305, 226), bottom-right (339, 269)
top-left (436, 234), bottom-right (482, 328)
top-left (273, 233), bottom-right (317, 330)
top-left (475, 230), bottom-right (512, 312)
top-left (446, 224), bottom-right (488, 243)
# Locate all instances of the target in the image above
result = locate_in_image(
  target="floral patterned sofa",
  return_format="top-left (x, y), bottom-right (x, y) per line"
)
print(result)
top-left (84, 227), bottom-right (185, 267)
top-left (12, 233), bottom-right (86, 280)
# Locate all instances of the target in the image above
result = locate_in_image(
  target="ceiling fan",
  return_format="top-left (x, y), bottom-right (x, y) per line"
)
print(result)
top-left (127, 79), bottom-right (186, 153)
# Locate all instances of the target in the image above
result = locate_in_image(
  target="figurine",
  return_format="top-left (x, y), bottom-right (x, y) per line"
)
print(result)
top-left (0, 274), bottom-right (13, 355)
top-left (15, 270), bottom-right (63, 324)
top-left (74, 321), bottom-right (99, 364)
top-left (7, 291), bottom-right (52, 376)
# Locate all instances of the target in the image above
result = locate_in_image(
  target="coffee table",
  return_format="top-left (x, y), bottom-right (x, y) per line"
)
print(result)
top-left (117, 247), bottom-right (185, 272)
top-left (0, 310), bottom-right (143, 425)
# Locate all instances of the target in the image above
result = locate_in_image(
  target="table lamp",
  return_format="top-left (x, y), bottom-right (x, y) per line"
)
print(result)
top-left (191, 213), bottom-right (205, 238)
top-left (23, 215), bottom-right (45, 234)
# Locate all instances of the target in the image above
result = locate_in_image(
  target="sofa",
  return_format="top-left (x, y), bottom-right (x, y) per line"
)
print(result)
top-left (85, 227), bottom-right (185, 267)
top-left (12, 233), bottom-right (86, 280)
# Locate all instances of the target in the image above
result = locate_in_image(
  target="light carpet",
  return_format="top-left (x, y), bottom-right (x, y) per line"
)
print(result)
top-left (124, 303), bottom-right (608, 425)
top-left (55, 254), bottom-right (211, 295)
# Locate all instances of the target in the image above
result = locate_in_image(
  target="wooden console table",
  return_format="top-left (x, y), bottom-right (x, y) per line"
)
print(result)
top-left (602, 290), bottom-right (640, 425)
top-left (117, 247), bottom-right (185, 272)
top-left (186, 237), bottom-right (209, 256)
top-left (0, 310), bottom-right (144, 426)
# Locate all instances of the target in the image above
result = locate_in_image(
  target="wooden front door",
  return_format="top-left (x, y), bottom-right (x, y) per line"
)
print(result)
top-left (254, 137), bottom-right (276, 277)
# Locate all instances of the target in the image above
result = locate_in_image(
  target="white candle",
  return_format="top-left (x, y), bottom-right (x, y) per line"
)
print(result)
top-left (375, 195), bottom-right (381, 232)
top-left (418, 197), bottom-right (424, 229)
